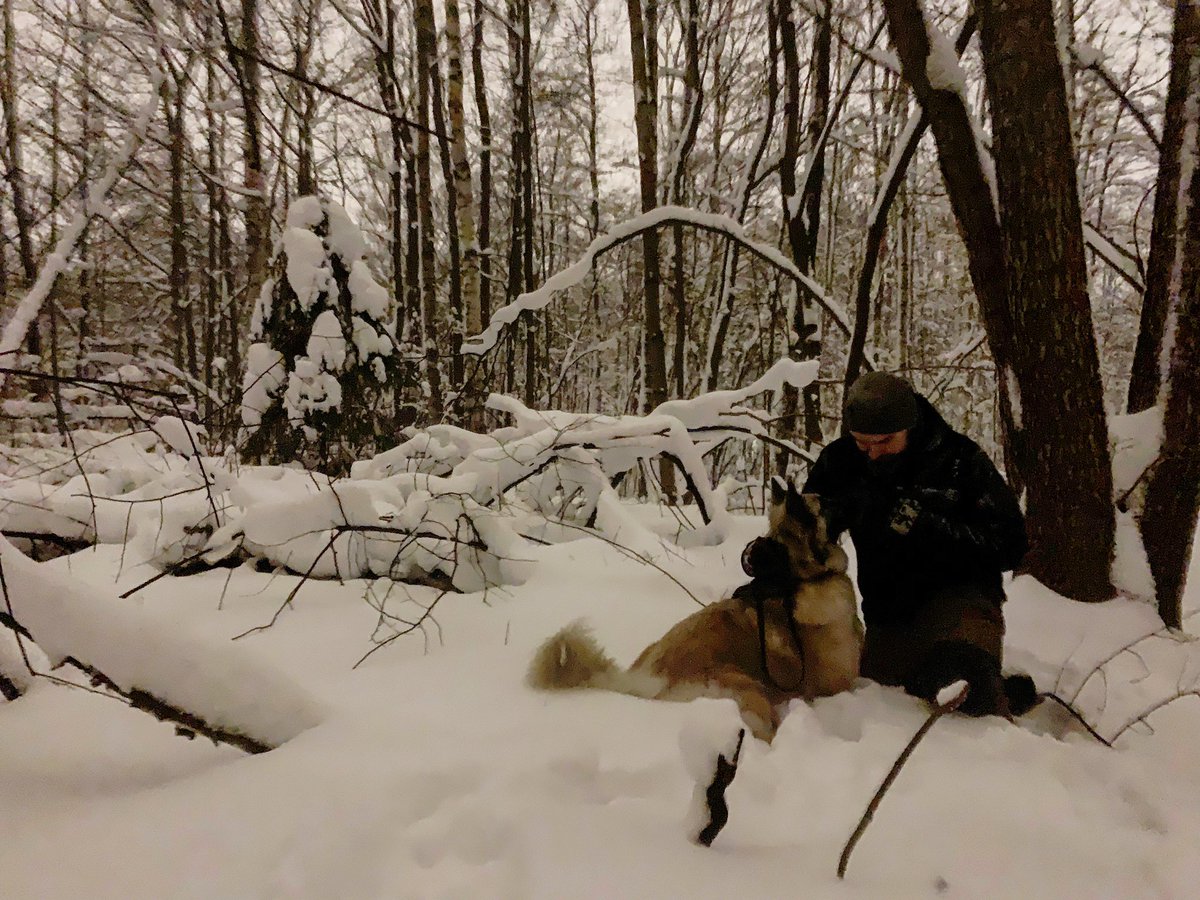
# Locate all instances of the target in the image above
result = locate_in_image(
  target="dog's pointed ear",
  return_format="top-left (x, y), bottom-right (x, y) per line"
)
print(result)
top-left (770, 475), bottom-right (789, 504)
top-left (785, 484), bottom-right (815, 526)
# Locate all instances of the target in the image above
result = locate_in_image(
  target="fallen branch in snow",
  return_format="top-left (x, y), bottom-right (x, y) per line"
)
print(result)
top-left (695, 728), bottom-right (746, 847)
top-left (1039, 693), bottom-right (1113, 747)
top-left (1107, 691), bottom-right (1200, 744)
top-left (0, 557), bottom-right (270, 752)
top-left (838, 681), bottom-right (969, 879)
top-left (233, 522), bottom-right (492, 640)
top-left (0, 539), bottom-right (324, 751)
top-left (354, 585), bottom-right (453, 668)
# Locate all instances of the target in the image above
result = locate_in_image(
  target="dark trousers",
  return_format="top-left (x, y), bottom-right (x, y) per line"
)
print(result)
top-left (860, 588), bottom-right (1004, 688)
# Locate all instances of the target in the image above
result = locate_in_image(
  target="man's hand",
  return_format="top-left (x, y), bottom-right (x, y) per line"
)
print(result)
top-left (888, 487), bottom-right (962, 535)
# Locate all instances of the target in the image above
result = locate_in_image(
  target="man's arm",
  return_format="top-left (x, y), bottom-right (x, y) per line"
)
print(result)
top-left (896, 448), bottom-right (1027, 571)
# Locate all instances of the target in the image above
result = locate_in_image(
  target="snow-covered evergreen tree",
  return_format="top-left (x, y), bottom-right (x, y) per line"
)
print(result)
top-left (240, 196), bottom-right (407, 473)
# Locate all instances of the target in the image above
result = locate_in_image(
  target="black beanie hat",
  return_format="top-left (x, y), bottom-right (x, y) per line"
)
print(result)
top-left (844, 371), bottom-right (919, 434)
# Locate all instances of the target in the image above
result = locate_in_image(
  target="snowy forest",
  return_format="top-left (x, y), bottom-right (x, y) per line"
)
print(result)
top-left (2, 0), bottom-right (1200, 897)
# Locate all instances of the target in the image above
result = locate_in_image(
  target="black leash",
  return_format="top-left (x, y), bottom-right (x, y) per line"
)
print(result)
top-left (742, 583), bottom-right (807, 694)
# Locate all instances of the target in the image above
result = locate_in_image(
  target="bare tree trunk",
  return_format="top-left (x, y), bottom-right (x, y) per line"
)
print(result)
top-left (777, 0), bottom-right (828, 458)
top-left (362, 0), bottom-right (415, 350)
top-left (166, 65), bottom-right (195, 377)
top-left (291, 0), bottom-right (318, 197)
top-left (976, 0), bottom-right (1115, 601)
top-left (627, 0), bottom-right (666, 416)
top-left (882, 0), bottom-right (1022, 480)
top-left (471, 0), bottom-right (493, 326)
top-left (1, 0), bottom-right (38, 356)
top-left (414, 0), bottom-right (444, 417)
top-left (75, 0), bottom-right (94, 371)
top-left (447, 0), bottom-right (480, 339)
top-left (238, 0), bottom-right (270, 307)
top-left (204, 43), bottom-right (220, 424)
top-left (446, 0), bottom-right (481, 420)
top-left (1139, 0), bottom-right (1200, 629)
top-left (521, 1), bottom-right (536, 402)
top-left (669, 0), bottom-right (702, 401)
top-left (417, 0), bottom-right (464, 387)
top-left (1127, 0), bottom-right (1200, 414)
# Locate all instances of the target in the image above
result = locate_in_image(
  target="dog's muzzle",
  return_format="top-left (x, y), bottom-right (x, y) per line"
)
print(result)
top-left (741, 537), bottom-right (789, 579)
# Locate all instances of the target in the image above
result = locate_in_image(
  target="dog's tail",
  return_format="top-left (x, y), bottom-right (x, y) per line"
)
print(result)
top-left (527, 620), bottom-right (620, 690)
top-left (527, 621), bottom-right (658, 698)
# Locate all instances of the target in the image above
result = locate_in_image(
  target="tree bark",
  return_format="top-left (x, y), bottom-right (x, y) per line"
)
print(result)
top-left (414, 0), bottom-right (444, 417)
top-left (1127, 0), bottom-right (1200, 414)
top-left (1139, 0), bottom-right (1200, 629)
top-left (166, 65), bottom-right (196, 377)
top-left (627, 0), bottom-right (666, 416)
top-left (1, 0), bottom-right (39, 356)
top-left (446, 0), bottom-right (479, 340)
top-left (882, 0), bottom-right (1022, 475)
top-left (776, 0), bottom-right (829, 456)
top-left (237, 0), bottom-right (271, 319)
top-left (471, 0), bottom-right (493, 327)
top-left (976, 0), bottom-right (1115, 601)
top-left (669, 0), bottom-right (701, 401)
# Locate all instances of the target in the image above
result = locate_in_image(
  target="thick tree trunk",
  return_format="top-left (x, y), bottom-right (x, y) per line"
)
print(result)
top-left (1127, 0), bottom-right (1200, 414)
top-left (1139, 0), bottom-right (1200, 629)
top-left (447, 0), bottom-right (480, 339)
top-left (167, 70), bottom-right (195, 377)
top-left (204, 47), bottom-right (220, 425)
top-left (420, 0), bottom-right (463, 387)
top-left (976, 0), bottom-right (1115, 601)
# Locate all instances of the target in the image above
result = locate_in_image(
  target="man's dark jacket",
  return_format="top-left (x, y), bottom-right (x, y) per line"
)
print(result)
top-left (803, 396), bottom-right (1027, 627)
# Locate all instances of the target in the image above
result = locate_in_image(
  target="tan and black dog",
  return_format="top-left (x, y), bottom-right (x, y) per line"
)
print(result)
top-left (527, 480), bottom-right (863, 742)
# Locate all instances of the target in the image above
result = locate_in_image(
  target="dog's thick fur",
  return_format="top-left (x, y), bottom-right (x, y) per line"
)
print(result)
top-left (527, 483), bottom-right (863, 742)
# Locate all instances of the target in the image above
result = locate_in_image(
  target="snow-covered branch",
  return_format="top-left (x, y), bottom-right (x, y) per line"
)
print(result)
top-left (0, 38), bottom-right (177, 388)
top-left (0, 537), bottom-right (325, 751)
top-left (461, 206), bottom-right (851, 356)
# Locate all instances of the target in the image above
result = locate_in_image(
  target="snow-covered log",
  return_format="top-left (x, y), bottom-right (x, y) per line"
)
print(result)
top-left (0, 536), bottom-right (325, 751)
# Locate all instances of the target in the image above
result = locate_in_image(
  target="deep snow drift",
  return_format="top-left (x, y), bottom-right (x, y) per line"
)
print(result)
top-left (1, 500), bottom-right (1197, 900)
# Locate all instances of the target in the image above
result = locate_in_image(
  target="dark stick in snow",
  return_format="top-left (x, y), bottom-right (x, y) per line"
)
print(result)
top-left (696, 728), bottom-right (746, 847)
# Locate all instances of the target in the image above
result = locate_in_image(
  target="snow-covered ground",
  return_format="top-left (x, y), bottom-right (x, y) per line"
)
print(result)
top-left (1, 500), bottom-right (1197, 900)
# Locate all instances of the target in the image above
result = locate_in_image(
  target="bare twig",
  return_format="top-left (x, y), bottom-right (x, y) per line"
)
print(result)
top-left (1108, 692), bottom-right (1200, 744)
top-left (838, 682), bottom-right (969, 879)
top-left (1039, 692), bottom-right (1113, 747)
top-left (521, 518), bottom-right (706, 608)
